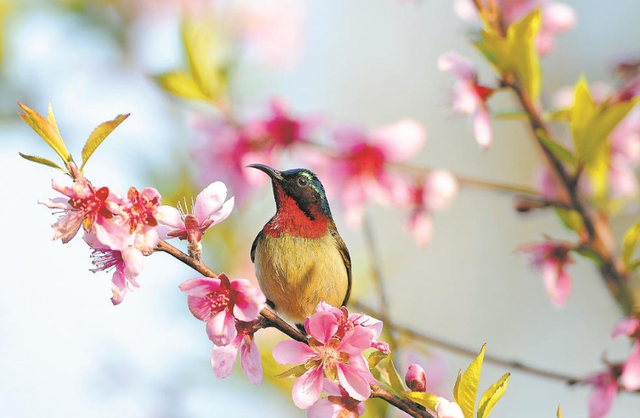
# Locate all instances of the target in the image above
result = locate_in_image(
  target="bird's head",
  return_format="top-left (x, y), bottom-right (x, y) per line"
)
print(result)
top-left (248, 164), bottom-right (332, 222)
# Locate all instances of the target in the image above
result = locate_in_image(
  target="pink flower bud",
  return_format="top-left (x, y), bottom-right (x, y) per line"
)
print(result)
top-left (405, 364), bottom-right (427, 392)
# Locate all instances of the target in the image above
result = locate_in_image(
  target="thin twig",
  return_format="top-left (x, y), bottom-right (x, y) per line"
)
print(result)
top-left (154, 239), bottom-right (433, 417)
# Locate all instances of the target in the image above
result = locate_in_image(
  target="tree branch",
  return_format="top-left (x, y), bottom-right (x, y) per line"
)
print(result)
top-left (154, 239), bottom-right (433, 417)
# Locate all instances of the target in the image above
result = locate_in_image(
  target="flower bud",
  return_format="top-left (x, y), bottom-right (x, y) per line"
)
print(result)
top-left (435, 397), bottom-right (464, 418)
top-left (405, 364), bottom-right (427, 392)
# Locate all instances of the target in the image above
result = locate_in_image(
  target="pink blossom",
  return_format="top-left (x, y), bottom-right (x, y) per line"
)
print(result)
top-left (272, 307), bottom-right (377, 409)
top-left (586, 369), bottom-right (620, 418)
top-left (244, 98), bottom-right (321, 152)
top-left (39, 177), bottom-right (129, 247)
top-left (438, 52), bottom-right (494, 148)
top-left (307, 380), bottom-right (365, 418)
top-left (453, 0), bottom-right (576, 55)
top-left (311, 120), bottom-right (425, 227)
top-left (406, 171), bottom-right (459, 246)
top-left (611, 317), bottom-right (640, 391)
top-left (435, 397), bottom-right (464, 418)
top-left (609, 107), bottom-right (640, 199)
top-left (403, 350), bottom-right (448, 398)
top-left (210, 321), bottom-right (263, 385)
top-left (193, 117), bottom-right (274, 206)
top-left (84, 233), bottom-right (144, 305)
top-left (518, 241), bottom-right (573, 308)
top-left (112, 187), bottom-right (162, 252)
top-left (405, 364), bottom-right (427, 392)
top-left (156, 182), bottom-right (234, 243)
top-left (180, 274), bottom-right (267, 346)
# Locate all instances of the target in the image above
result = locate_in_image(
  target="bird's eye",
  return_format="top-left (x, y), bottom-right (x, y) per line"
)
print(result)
top-left (297, 176), bottom-right (309, 187)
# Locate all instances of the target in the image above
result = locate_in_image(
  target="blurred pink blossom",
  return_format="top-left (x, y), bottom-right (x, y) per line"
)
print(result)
top-left (453, 0), bottom-right (576, 55)
top-left (211, 321), bottom-right (263, 385)
top-left (609, 107), bottom-right (640, 199)
top-left (435, 397), bottom-right (464, 418)
top-left (85, 232), bottom-right (145, 306)
top-left (307, 379), bottom-right (365, 418)
top-left (272, 305), bottom-right (377, 409)
top-left (311, 120), bottom-right (425, 227)
top-left (406, 170), bottom-right (459, 246)
top-left (180, 274), bottom-right (267, 346)
top-left (518, 241), bottom-right (573, 308)
top-left (438, 52), bottom-right (494, 148)
top-left (586, 369), bottom-right (619, 418)
top-left (156, 181), bottom-right (234, 243)
top-left (612, 317), bottom-right (640, 391)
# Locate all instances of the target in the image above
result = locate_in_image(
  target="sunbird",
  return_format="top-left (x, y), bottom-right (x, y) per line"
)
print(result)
top-left (248, 164), bottom-right (352, 325)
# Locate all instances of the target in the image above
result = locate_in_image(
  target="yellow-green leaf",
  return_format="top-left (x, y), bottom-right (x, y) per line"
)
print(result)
top-left (155, 71), bottom-right (211, 101)
top-left (455, 344), bottom-right (485, 418)
top-left (368, 351), bottom-right (388, 370)
top-left (537, 129), bottom-right (575, 167)
top-left (453, 369), bottom-right (462, 401)
top-left (477, 373), bottom-right (510, 418)
top-left (557, 405), bottom-right (564, 418)
top-left (18, 152), bottom-right (65, 171)
top-left (555, 208), bottom-right (584, 233)
top-left (384, 358), bottom-right (405, 395)
top-left (491, 111), bottom-right (528, 120)
top-left (18, 102), bottom-right (72, 163)
top-left (81, 113), bottom-right (129, 170)
top-left (623, 220), bottom-right (640, 268)
top-left (405, 391), bottom-right (439, 411)
top-left (275, 364), bottom-right (307, 379)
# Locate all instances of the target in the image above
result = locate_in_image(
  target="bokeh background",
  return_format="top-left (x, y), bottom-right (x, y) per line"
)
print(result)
top-left (1, 0), bottom-right (640, 417)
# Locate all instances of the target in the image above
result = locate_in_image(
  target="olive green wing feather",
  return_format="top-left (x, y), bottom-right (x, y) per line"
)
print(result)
top-left (331, 226), bottom-right (352, 307)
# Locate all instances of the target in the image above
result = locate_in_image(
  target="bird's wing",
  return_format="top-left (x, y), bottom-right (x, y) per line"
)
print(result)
top-left (331, 226), bottom-right (352, 307)
top-left (250, 229), bottom-right (264, 263)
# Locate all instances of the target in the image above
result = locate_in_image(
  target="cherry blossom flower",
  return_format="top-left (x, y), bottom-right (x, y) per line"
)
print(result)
top-left (210, 321), bottom-right (263, 385)
top-left (435, 397), bottom-right (464, 418)
top-left (272, 307), bottom-right (377, 409)
top-left (453, 0), bottom-right (576, 55)
top-left (84, 233), bottom-right (144, 305)
top-left (315, 302), bottom-right (390, 354)
top-left (405, 364), bottom-right (428, 392)
top-left (180, 274), bottom-right (267, 346)
top-left (406, 170), bottom-right (459, 246)
top-left (518, 241), bottom-right (573, 308)
top-left (612, 317), bottom-right (640, 391)
top-left (586, 368), bottom-right (620, 418)
top-left (307, 380), bottom-right (365, 418)
top-left (111, 187), bottom-right (162, 252)
top-left (39, 177), bottom-right (129, 247)
top-left (244, 98), bottom-right (321, 152)
top-left (310, 120), bottom-right (425, 227)
top-left (438, 52), bottom-right (494, 149)
top-left (403, 350), bottom-right (448, 398)
top-left (156, 182), bottom-right (234, 243)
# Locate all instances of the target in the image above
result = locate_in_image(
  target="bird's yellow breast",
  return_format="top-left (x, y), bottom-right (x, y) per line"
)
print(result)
top-left (254, 232), bottom-right (349, 323)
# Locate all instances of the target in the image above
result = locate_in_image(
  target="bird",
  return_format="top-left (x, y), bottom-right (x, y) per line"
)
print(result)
top-left (247, 163), bottom-right (352, 325)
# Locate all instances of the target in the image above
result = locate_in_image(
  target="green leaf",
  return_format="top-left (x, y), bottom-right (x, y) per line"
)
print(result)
top-left (554, 208), bottom-right (584, 233)
top-left (81, 113), bottom-right (129, 170)
top-left (453, 369), bottom-right (462, 401)
top-left (623, 220), bottom-right (640, 268)
top-left (477, 373), bottom-right (510, 418)
top-left (537, 129), bottom-right (575, 167)
top-left (274, 364), bottom-right (307, 379)
top-left (629, 259), bottom-right (640, 272)
top-left (18, 102), bottom-right (72, 163)
top-left (557, 405), bottom-right (564, 418)
top-left (384, 358), bottom-right (405, 395)
top-left (155, 71), bottom-right (211, 101)
top-left (574, 246), bottom-right (601, 266)
top-left (455, 344), bottom-right (485, 418)
top-left (405, 391), bottom-right (439, 411)
top-left (18, 152), bottom-right (65, 171)
top-left (368, 351), bottom-right (388, 370)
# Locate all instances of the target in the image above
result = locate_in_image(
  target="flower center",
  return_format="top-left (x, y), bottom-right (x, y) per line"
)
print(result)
top-left (126, 187), bottom-right (160, 233)
top-left (347, 143), bottom-right (385, 178)
top-left (70, 186), bottom-right (111, 219)
top-left (206, 290), bottom-right (231, 316)
top-left (89, 248), bottom-right (122, 273)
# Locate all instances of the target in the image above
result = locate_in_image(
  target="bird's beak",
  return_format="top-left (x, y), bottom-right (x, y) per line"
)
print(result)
top-left (247, 163), bottom-right (284, 181)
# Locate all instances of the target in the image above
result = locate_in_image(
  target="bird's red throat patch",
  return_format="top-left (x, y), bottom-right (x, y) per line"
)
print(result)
top-left (263, 185), bottom-right (329, 239)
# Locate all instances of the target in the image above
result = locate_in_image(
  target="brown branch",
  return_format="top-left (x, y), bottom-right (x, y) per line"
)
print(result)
top-left (154, 239), bottom-right (432, 417)
top-left (469, 3), bottom-right (636, 316)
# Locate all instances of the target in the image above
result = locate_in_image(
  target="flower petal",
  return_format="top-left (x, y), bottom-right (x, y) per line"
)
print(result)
top-left (232, 279), bottom-right (267, 321)
top-left (542, 261), bottom-right (572, 308)
top-left (588, 374), bottom-right (618, 418)
top-left (121, 246), bottom-right (144, 278)
top-left (438, 51), bottom-right (476, 81)
top-left (240, 337), bottom-right (263, 385)
top-left (308, 310), bottom-right (339, 344)
top-left (272, 340), bottom-right (316, 365)
top-left (371, 119), bottom-right (426, 162)
top-left (179, 277), bottom-right (221, 297)
top-left (622, 342), bottom-right (640, 391)
top-left (306, 398), bottom-right (341, 418)
top-left (195, 181), bottom-right (228, 225)
top-left (110, 270), bottom-right (127, 306)
top-left (211, 335), bottom-right (242, 378)
top-left (155, 205), bottom-right (185, 230)
top-left (612, 317), bottom-right (640, 338)
top-left (337, 363), bottom-right (371, 401)
top-left (472, 107), bottom-right (492, 149)
top-left (203, 196), bottom-right (235, 231)
top-left (206, 310), bottom-right (237, 346)
top-left (292, 367), bottom-right (324, 409)
top-left (339, 326), bottom-right (374, 355)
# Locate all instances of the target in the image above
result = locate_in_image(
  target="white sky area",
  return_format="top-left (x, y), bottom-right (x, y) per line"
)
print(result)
top-left (1, 0), bottom-right (640, 417)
